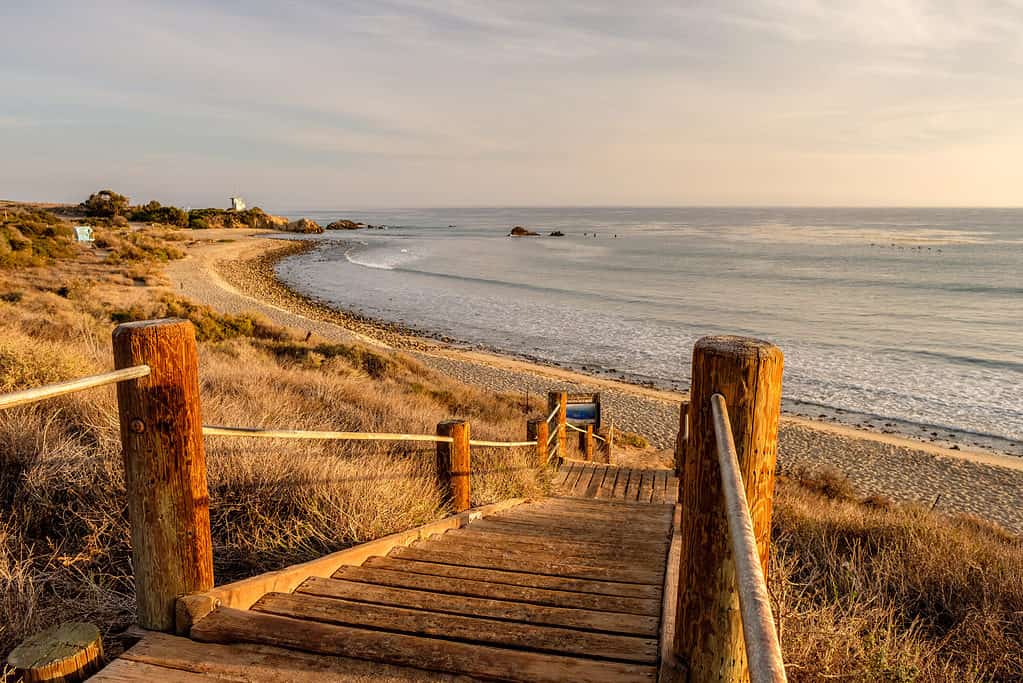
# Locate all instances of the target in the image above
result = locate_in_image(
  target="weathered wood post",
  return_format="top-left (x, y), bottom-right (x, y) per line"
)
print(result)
top-left (527, 417), bottom-right (549, 468)
top-left (674, 336), bottom-right (783, 682)
top-left (113, 319), bottom-right (214, 632)
top-left (547, 391), bottom-right (567, 459)
top-left (436, 420), bottom-right (471, 512)
top-left (7, 623), bottom-right (103, 682)
top-left (582, 425), bottom-right (595, 461)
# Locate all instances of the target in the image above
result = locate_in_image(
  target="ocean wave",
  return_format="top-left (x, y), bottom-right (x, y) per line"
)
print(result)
top-left (343, 244), bottom-right (420, 271)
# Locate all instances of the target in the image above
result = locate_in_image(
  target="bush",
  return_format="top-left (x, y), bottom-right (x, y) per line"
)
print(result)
top-left (93, 227), bottom-right (185, 264)
top-left (0, 208), bottom-right (75, 268)
top-left (129, 201), bottom-right (188, 227)
top-left (111, 295), bottom-right (290, 343)
top-left (81, 190), bottom-right (129, 218)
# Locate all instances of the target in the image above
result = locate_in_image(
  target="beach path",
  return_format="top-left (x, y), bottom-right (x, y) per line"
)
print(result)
top-left (95, 464), bottom-right (678, 681)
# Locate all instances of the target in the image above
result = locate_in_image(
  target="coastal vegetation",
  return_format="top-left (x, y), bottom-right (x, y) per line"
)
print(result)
top-left (0, 202), bottom-right (1020, 680)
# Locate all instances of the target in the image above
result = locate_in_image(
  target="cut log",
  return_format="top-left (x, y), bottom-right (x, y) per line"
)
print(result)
top-left (7, 622), bottom-right (103, 683)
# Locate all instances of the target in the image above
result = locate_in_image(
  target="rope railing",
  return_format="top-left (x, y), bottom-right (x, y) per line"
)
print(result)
top-left (0, 365), bottom-right (151, 411)
top-left (203, 425), bottom-right (539, 449)
top-left (710, 393), bottom-right (787, 683)
top-left (202, 425), bottom-right (454, 443)
top-left (545, 402), bottom-right (561, 425)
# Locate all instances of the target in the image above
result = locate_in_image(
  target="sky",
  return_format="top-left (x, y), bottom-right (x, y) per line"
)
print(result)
top-left (2, 0), bottom-right (1023, 209)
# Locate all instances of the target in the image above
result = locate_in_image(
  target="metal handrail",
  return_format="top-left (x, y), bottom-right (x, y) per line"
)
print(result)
top-left (710, 393), bottom-right (787, 683)
top-left (0, 365), bottom-right (151, 411)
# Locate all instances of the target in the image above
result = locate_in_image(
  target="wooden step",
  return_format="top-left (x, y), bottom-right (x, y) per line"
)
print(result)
top-left (253, 592), bottom-right (659, 664)
top-left (389, 545), bottom-right (663, 584)
top-left (361, 556), bottom-right (661, 599)
top-left (298, 576), bottom-right (659, 636)
top-left (191, 607), bottom-right (659, 683)
top-left (333, 564), bottom-right (662, 615)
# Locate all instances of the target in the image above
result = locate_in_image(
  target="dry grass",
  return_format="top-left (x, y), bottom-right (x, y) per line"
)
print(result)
top-left (773, 469), bottom-right (1023, 681)
top-left (0, 242), bottom-right (546, 667)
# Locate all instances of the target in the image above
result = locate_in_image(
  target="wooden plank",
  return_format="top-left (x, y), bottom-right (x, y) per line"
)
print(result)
top-left (551, 461), bottom-right (574, 489)
top-left (389, 546), bottom-right (663, 584)
top-left (667, 476), bottom-right (679, 504)
top-left (624, 469), bottom-right (642, 502)
top-left (111, 630), bottom-right (461, 682)
top-left (462, 519), bottom-right (671, 548)
top-left (652, 471), bottom-right (668, 504)
top-left (612, 468), bottom-right (632, 500)
top-left (658, 505), bottom-right (684, 683)
top-left (362, 557), bottom-right (661, 599)
top-left (639, 471), bottom-right (656, 504)
top-left (440, 523), bottom-right (669, 558)
top-left (596, 467), bottom-right (619, 499)
top-left (298, 577), bottom-right (659, 636)
top-left (89, 659), bottom-right (213, 682)
top-left (254, 592), bottom-right (659, 664)
top-left (334, 564), bottom-right (661, 614)
top-left (415, 535), bottom-right (654, 568)
top-left (191, 607), bottom-right (659, 683)
top-left (504, 505), bottom-right (672, 525)
top-left (570, 463), bottom-right (598, 497)
top-left (563, 461), bottom-right (586, 491)
top-left (435, 530), bottom-right (663, 563)
top-left (583, 465), bottom-right (607, 498)
top-left (182, 498), bottom-right (526, 620)
top-left (494, 512), bottom-right (672, 537)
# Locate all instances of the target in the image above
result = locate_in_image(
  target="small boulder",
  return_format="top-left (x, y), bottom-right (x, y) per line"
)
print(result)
top-left (509, 226), bottom-right (540, 237)
top-left (548, 230), bottom-right (565, 237)
top-left (284, 218), bottom-right (323, 234)
top-left (325, 219), bottom-right (364, 230)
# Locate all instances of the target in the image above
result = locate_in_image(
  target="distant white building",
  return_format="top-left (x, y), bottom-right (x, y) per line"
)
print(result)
top-left (230, 196), bottom-right (246, 211)
top-left (73, 225), bottom-right (94, 242)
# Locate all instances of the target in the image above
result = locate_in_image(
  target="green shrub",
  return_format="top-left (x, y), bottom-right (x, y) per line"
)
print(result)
top-left (129, 201), bottom-right (188, 227)
top-left (81, 190), bottom-right (130, 218)
top-left (111, 295), bottom-right (289, 343)
top-left (0, 208), bottom-right (75, 268)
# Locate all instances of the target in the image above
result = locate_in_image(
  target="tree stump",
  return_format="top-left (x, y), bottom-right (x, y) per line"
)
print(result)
top-left (6, 622), bottom-right (103, 683)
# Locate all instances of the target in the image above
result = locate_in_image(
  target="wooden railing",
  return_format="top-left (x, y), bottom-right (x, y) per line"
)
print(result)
top-left (711, 394), bottom-right (787, 683)
top-left (673, 336), bottom-right (786, 683)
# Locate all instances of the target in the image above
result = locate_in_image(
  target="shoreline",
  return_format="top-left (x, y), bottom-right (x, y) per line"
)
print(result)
top-left (239, 233), bottom-right (1020, 459)
top-left (164, 229), bottom-right (1023, 531)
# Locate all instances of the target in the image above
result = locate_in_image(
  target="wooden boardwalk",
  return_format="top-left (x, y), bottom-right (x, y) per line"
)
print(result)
top-left (96, 465), bottom-right (680, 682)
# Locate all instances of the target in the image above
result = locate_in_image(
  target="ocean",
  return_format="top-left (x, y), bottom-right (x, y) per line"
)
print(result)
top-left (275, 207), bottom-right (1023, 452)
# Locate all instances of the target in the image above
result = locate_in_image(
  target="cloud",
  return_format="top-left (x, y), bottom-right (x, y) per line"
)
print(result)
top-left (1, 0), bottom-right (1022, 206)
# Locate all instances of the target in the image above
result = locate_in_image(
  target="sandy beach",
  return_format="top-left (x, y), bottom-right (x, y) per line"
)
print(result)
top-left (165, 230), bottom-right (1023, 533)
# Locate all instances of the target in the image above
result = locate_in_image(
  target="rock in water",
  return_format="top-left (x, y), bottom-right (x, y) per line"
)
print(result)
top-left (284, 218), bottom-right (323, 234)
top-left (325, 219), bottom-right (364, 230)
top-left (508, 226), bottom-right (540, 237)
top-left (548, 230), bottom-right (565, 237)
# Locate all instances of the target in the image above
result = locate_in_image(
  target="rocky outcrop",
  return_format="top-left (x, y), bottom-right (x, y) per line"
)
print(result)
top-left (283, 218), bottom-right (323, 234)
top-left (325, 219), bottom-right (365, 230)
top-left (188, 207), bottom-right (288, 230)
top-left (509, 226), bottom-right (540, 237)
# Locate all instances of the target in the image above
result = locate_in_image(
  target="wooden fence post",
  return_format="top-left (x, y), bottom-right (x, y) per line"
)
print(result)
top-left (547, 391), bottom-right (567, 459)
top-left (674, 336), bottom-right (783, 682)
top-left (527, 418), bottom-right (549, 468)
top-left (113, 319), bottom-right (213, 633)
top-left (436, 420), bottom-right (471, 512)
top-left (582, 425), bottom-right (595, 461)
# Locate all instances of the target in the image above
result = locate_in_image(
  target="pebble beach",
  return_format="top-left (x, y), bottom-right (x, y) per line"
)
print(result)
top-left (166, 231), bottom-right (1023, 533)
